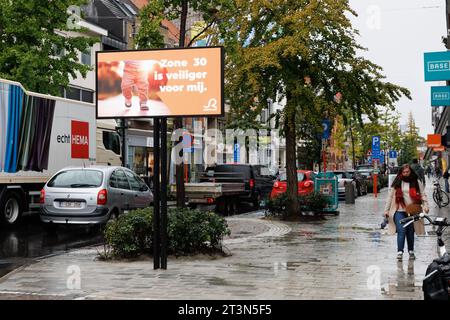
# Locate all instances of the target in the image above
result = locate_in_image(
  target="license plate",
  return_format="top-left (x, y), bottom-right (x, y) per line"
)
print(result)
top-left (60, 201), bottom-right (82, 208)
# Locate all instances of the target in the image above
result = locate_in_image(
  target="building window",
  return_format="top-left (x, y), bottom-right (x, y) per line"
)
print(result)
top-left (81, 49), bottom-right (91, 65)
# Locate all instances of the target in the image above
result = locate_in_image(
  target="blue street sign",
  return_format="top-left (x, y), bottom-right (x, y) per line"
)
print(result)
top-left (424, 51), bottom-right (450, 81)
top-left (389, 150), bottom-right (397, 159)
top-left (380, 151), bottom-right (385, 164)
top-left (234, 143), bottom-right (240, 163)
top-left (368, 156), bottom-right (372, 165)
top-left (431, 86), bottom-right (450, 106)
top-left (372, 136), bottom-right (381, 159)
top-left (322, 119), bottom-right (331, 139)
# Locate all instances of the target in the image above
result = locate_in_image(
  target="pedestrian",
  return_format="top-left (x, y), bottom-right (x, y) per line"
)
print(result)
top-left (426, 165), bottom-right (432, 179)
top-left (383, 164), bottom-right (429, 261)
top-left (410, 158), bottom-right (425, 186)
top-left (121, 60), bottom-right (149, 111)
top-left (443, 168), bottom-right (450, 193)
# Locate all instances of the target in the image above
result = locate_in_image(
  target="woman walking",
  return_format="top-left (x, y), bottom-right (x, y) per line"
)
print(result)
top-left (384, 164), bottom-right (429, 260)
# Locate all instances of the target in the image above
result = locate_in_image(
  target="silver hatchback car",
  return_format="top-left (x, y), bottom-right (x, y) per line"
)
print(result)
top-left (40, 166), bottom-right (153, 225)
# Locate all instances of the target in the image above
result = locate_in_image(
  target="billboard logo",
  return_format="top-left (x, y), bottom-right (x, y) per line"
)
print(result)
top-left (203, 98), bottom-right (218, 112)
top-left (433, 92), bottom-right (450, 100)
top-left (427, 61), bottom-right (450, 72)
top-left (71, 120), bottom-right (89, 159)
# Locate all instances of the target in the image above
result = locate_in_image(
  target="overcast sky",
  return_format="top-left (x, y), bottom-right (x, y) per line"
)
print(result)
top-left (348, 0), bottom-right (446, 138)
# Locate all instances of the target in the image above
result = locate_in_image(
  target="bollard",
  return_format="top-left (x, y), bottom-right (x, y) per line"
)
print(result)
top-left (345, 181), bottom-right (355, 204)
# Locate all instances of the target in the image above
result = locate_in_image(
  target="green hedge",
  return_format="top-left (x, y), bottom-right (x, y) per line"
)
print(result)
top-left (103, 207), bottom-right (230, 259)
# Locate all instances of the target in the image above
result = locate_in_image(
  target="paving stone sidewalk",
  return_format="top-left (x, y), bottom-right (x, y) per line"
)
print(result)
top-left (0, 178), bottom-right (448, 300)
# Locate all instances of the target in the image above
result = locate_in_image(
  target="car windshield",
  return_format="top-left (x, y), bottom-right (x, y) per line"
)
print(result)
top-left (279, 172), bottom-right (305, 181)
top-left (47, 170), bottom-right (103, 188)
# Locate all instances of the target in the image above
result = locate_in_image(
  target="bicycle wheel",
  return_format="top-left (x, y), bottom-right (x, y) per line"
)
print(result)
top-left (433, 190), bottom-right (442, 208)
top-left (440, 191), bottom-right (449, 207)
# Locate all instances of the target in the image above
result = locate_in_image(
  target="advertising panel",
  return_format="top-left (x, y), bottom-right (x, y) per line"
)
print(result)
top-left (96, 47), bottom-right (224, 118)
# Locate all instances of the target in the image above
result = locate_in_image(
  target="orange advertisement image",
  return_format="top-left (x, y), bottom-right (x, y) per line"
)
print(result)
top-left (427, 134), bottom-right (442, 148)
top-left (96, 47), bottom-right (223, 118)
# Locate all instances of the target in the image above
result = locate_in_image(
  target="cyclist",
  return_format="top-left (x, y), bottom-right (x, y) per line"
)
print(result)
top-left (384, 164), bottom-right (429, 261)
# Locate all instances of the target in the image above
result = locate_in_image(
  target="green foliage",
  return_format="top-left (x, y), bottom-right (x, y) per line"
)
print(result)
top-left (134, 1), bottom-right (165, 49)
top-left (104, 208), bottom-right (153, 258)
top-left (207, 0), bottom-right (410, 215)
top-left (136, 0), bottom-right (234, 49)
top-left (266, 192), bottom-right (330, 219)
top-left (103, 207), bottom-right (230, 259)
top-left (0, 0), bottom-right (96, 95)
top-left (168, 207), bottom-right (230, 254)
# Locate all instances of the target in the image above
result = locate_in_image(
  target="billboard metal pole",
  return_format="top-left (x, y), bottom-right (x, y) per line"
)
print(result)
top-left (153, 118), bottom-right (161, 270)
top-left (160, 117), bottom-right (168, 269)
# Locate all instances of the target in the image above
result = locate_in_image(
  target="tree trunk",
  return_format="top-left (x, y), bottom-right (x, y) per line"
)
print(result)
top-left (284, 106), bottom-right (299, 216)
top-left (174, 0), bottom-right (188, 208)
top-left (349, 122), bottom-right (356, 169)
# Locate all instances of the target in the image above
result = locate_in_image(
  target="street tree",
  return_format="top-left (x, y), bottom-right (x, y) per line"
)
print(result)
top-left (210, 0), bottom-right (410, 216)
top-left (0, 0), bottom-right (95, 95)
top-left (398, 112), bottom-right (423, 165)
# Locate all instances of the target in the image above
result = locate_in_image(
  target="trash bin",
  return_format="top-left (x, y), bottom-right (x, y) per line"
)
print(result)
top-left (345, 181), bottom-right (355, 204)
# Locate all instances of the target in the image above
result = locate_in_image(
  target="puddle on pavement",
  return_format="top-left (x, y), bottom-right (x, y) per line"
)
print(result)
top-left (308, 237), bottom-right (355, 242)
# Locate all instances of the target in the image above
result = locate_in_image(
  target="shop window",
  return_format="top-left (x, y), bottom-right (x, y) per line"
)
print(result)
top-left (103, 131), bottom-right (121, 155)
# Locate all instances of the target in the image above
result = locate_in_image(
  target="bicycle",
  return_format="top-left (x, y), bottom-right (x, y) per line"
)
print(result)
top-left (432, 179), bottom-right (449, 208)
top-left (401, 213), bottom-right (450, 300)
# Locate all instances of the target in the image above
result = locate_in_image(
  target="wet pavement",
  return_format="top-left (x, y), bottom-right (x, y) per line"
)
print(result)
top-left (0, 178), bottom-right (448, 300)
top-left (0, 215), bottom-right (103, 278)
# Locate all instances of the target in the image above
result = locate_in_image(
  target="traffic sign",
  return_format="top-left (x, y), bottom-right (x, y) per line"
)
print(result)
top-left (389, 150), bottom-right (397, 158)
top-left (322, 119), bottom-right (331, 139)
top-left (234, 143), bottom-right (240, 163)
top-left (372, 136), bottom-right (380, 159)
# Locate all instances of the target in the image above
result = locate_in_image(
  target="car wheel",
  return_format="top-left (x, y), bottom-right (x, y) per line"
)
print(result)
top-left (0, 191), bottom-right (23, 226)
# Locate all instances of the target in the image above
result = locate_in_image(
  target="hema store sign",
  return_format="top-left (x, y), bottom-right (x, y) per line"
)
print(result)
top-left (57, 121), bottom-right (89, 159)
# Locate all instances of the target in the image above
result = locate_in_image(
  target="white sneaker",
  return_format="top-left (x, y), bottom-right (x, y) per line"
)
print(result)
top-left (397, 251), bottom-right (403, 261)
top-left (125, 99), bottom-right (132, 108)
top-left (408, 251), bottom-right (416, 260)
top-left (140, 103), bottom-right (149, 111)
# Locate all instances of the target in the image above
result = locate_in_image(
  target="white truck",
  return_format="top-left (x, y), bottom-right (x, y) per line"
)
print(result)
top-left (0, 78), bottom-right (121, 226)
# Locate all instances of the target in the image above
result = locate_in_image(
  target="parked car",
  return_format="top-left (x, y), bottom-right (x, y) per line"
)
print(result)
top-left (333, 171), bottom-right (358, 201)
top-left (200, 164), bottom-right (275, 207)
top-left (40, 166), bottom-right (153, 226)
top-left (346, 170), bottom-right (368, 196)
top-left (270, 170), bottom-right (315, 199)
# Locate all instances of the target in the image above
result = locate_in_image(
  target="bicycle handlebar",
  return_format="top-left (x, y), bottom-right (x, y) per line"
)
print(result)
top-left (400, 213), bottom-right (448, 226)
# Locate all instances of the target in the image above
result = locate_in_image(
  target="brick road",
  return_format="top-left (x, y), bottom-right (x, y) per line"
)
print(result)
top-left (0, 178), bottom-right (448, 300)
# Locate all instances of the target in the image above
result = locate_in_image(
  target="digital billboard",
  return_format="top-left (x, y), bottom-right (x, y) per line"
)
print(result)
top-left (96, 46), bottom-right (224, 118)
